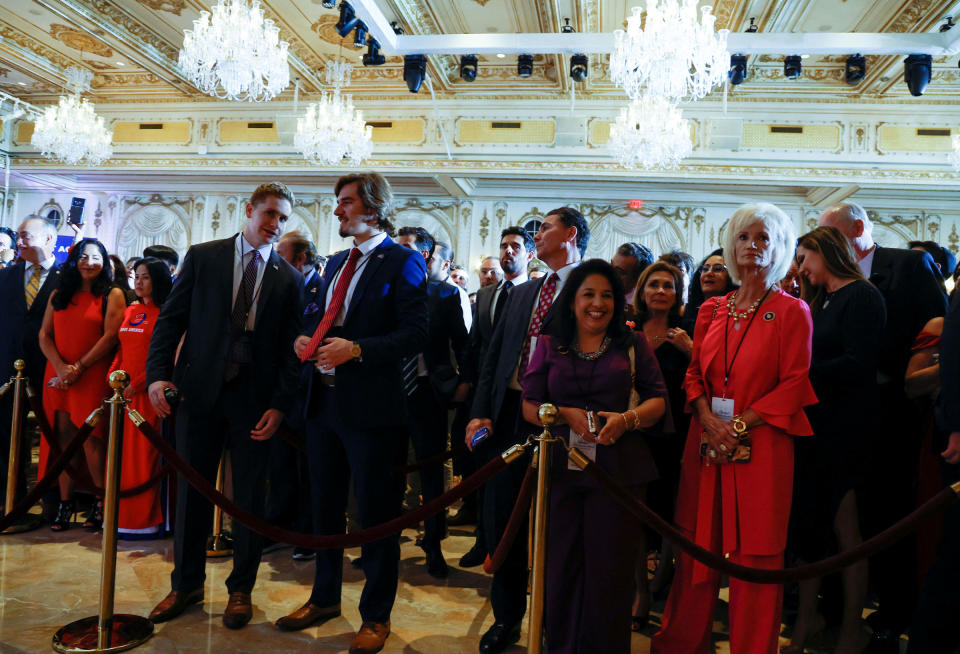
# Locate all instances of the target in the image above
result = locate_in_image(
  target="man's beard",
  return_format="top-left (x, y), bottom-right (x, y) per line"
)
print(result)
top-left (501, 259), bottom-right (522, 276)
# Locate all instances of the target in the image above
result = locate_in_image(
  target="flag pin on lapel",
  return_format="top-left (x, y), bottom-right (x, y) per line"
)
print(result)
top-left (377, 254), bottom-right (384, 259)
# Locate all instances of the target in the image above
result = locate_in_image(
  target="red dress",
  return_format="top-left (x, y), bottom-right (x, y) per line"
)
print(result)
top-left (110, 302), bottom-right (164, 531)
top-left (40, 291), bottom-right (113, 479)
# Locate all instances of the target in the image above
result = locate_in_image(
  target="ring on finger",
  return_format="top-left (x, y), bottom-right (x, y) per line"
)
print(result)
top-left (719, 443), bottom-right (728, 453)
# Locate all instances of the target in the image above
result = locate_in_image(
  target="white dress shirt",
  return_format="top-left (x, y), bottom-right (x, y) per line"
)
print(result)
top-left (452, 281), bottom-right (473, 332)
top-left (858, 245), bottom-right (877, 279)
top-left (490, 273), bottom-right (528, 325)
top-left (23, 256), bottom-right (57, 293)
top-left (324, 231), bottom-right (387, 326)
top-left (232, 234), bottom-right (273, 330)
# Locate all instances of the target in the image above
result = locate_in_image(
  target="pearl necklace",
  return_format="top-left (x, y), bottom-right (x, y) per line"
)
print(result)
top-left (727, 290), bottom-right (765, 328)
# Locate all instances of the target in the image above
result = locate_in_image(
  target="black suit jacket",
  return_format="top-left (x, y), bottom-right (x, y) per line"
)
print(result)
top-left (0, 260), bottom-right (61, 391)
top-left (301, 268), bottom-right (322, 314)
top-left (462, 282), bottom-right (499, 385)
top-left (937, 291), bottom-right (960, 434)
top-left (146, 236), bottom-right (303, 416)
top-left (869, 246), bottom-right (946, 382)
top-left (302, 235), bottom-right (428, 429)
top-left (423, 280), bottom-right (469, 403)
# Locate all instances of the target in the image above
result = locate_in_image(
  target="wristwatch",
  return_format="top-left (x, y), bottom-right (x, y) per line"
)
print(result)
top-left (350, 341), bottom-right (362, 360)
top-left (731, 415), bottom-right (749, 439)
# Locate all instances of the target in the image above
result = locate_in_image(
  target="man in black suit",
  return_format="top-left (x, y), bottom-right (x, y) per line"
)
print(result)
top-left (145, 182), bottom-right (303, 630)
top-left (0, 216), bottom-right (60, 506)
top-left (276, 173), bottom-right (427, 654)
top-left (612, 242), bottom-right (654, 321)
top-left (465, 208), bottom-right (589, 654)
top-left (820, 201), bottom-right (947, 650)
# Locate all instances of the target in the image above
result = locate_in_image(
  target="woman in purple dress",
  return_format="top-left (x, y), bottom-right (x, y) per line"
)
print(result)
top-left (522, 258), bottom-right (667, 654)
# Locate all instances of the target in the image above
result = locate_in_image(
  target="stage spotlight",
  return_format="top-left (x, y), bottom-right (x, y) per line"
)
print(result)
top-left (460, 54), bottom-right (478, 82)
top-left (362, 37), bottom-right (385, 66)
top-left (404, 54), bottom-right (427, 93)
top-left (561, 18), bottom-right (574, 33)
top-left (845, 54), bottom-right (866, 84)
top-left (570, 54), bottom-right (588, 82)
top-left (904, 54), bottom-right (932, 96)
top-left (784, 55), bottom-right (802, 79)
top-left (322, 0), bottom-right (335, 7)
top-left (746, 17), bottom-right (758, 32)
top-left (353, 21), bottom-right (368, 48)
top-left (517, 54), bottom-right (534, 78)
top-left (729, 54), bottom-right (747, 84)
top-left (336, 2), bottom-right (360, 38)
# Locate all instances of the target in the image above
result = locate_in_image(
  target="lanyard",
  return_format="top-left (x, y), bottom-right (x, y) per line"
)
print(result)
top-left (722, 287), bottom-right (771, 395)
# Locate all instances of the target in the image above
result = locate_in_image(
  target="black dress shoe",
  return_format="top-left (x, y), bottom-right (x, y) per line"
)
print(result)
top-left (447, 507), bottom-right (477, 526)
top-left (459, 543), bottom-right (486, 568)
top-left (479, 621), bottom-right (521, 653)
top-left (422, 544), bottom-right (449, 579)
top-left (864, 629), bottom-right (901, 654)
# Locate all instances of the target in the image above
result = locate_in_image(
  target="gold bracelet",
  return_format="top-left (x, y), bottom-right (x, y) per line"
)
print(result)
top-left (619, 413), bottom-right (630, 429)
top-left (627, 410), bottom-right (639, 431)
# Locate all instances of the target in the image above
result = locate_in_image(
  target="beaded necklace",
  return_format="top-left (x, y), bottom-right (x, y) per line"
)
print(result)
top-left (726, 289), bottom-right (770, 329)
top-left (572, 336), bottom-right (611, 360)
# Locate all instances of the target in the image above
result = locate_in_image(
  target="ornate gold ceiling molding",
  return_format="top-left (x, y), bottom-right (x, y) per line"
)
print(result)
top-left (49, 23), bottom-right (114, 58)
top-left (136, 0), bottom-right (186, 15)
top-left (0, 24), bottom-right (78, 72)
top-left (76, 0), bottom-right (180, 60)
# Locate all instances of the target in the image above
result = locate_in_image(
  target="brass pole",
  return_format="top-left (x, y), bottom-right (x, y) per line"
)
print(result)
top-left (52, 371), bottom-right (153, 653)
top-left (2, 360), bottom-right (41, 534)
top-left (206, 449), bottom-right (233, 557)
top-left (527, 403), bottom-right (558, 654)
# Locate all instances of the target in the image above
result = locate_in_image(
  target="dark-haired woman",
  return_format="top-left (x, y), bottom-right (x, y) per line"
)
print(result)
top-left (39, 238), bottom-right (126, 531)
top-left (109, 254), bottom-right (137, 305)
top-left (521, 258), bottom-right (667, 653)
top-left (110, 257), bottom-right (172, 538)
top-left (785, 226), bottom-right (886, 654)
top-left (681, 249), bottom-right (738, 336)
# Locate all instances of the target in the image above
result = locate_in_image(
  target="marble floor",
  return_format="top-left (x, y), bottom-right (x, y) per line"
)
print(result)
top-left (0, 513), bottom-right (744, 654)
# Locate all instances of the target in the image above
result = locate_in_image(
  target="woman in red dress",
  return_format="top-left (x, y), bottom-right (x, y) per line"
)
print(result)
top-left (39, 238), bottom-right (126, 531)
top-left (652, 204), bottom-right (817, 654)
top-left (110, 257), bottom-right (172, 538)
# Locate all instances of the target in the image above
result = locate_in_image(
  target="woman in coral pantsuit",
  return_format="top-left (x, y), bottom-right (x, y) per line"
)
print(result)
top-left (652, 204), bottom-right (817, 654)
top-left (110, 257), bottom-right (172, 537)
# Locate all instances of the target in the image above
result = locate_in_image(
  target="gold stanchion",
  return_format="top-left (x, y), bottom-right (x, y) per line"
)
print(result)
top-left (205, 449), bottom-right (233, 557)
top-left (52, 371), bottom-right (154, 653)
top-left (3, 360), bottom-right (42, 534)
top-left (527, 403), bottom-right (558, 654)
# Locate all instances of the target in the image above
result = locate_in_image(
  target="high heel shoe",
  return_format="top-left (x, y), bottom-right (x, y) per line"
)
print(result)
top-left (83, 500), bottom-right (103, 531)
top-left (50, 499), bottom-right (76, 532)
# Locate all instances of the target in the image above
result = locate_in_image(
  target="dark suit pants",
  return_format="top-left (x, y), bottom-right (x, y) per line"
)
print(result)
top-left (308, 386), bottom-right (405, 623)
top-left (265, 428), bottom-right (312, 534)
top-left (171, 378), bottom-right (271, 594)
top-left (408, 378), bottom-right (448, 549)
top-left (545, 471), bottom-right (643, 654)
top-left (908, 459), bottom-right (960, 654)
top-left (478, 389), bottom-right (530, 626)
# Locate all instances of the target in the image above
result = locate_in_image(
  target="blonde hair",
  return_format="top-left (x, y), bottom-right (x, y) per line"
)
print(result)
top-left (723, 202), bottom-right (796, 285)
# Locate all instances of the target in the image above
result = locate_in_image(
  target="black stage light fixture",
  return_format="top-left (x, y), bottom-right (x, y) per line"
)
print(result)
top-left (322, 0), bottom-right (335, 7)
top-left (570, 54), bottom-right (588, 82)
top-left (353, 21), bottom-right (368, 48)
top-left (460, 54), bottom-right (478, 82)
top-left (746, 17), bottom-right (758, 32)
top-left (561, 17), bottom-right (574, 33)
top-left (729, 54), bottom-right (747, 84)
top-left (845, 54), bottom-right (866, 84)
top-left (940, 17), bottom-right (955, 32)
top-left (404, 54), bottom-right (427, 93)
top-left (784, 54), bottom-right (802, 79)
top-left (391, 21), bottom-right (404, 35)
top-left (336, 2), bottom-right (360, 38)
top-left (517, 54), bottom-right (534, 78)
top-left (363, 37), bottom-right (385, 66)
top-left (904, 54), bottom-right (932, 96)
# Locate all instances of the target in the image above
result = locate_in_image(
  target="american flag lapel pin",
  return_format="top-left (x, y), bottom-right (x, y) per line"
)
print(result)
top-left (377, 254), bottom-right (384, 259)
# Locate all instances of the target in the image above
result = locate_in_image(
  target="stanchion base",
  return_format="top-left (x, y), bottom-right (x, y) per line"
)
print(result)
top-left (1, 513), bottom-right (44, 534)
top-left (52, 614), bottom-right (153, 653)
top-left (205, 532), bottom-right (233, 558)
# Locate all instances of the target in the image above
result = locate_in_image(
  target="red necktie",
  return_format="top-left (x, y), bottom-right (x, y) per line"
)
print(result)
top-left (518, 272), bottom-right (559, 379)
top-left (300, 248), bottom-right (362, 362)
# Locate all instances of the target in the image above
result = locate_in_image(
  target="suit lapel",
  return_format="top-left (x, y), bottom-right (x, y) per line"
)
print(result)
top-left (219, 236), bottom-right (237, 316)
top-left (479, 284), bottom-right (495, 329)
top-left (11, 261), bottom-right (27, 313)
top-left (253, 250), bottom-right (283, 330)
top-left (345, 237), bottom-right (392, 321)
top-left (318, 249), bottom-right (348, 315)
top-left (869, 246), bottom-right (893, 293)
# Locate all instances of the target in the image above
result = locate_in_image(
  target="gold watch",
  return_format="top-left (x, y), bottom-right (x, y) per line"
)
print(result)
top-left (731, 415), bottom-right (748, 438)
top-left (350, 341), bottom-right (362, 359)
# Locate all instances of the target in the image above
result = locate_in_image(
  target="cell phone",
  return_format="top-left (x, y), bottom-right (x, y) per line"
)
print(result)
top-left (586, 411), bottom-right (606, 434)
top-left (68, 197), bottom-right (85, 225)
top-left (163, 387), bottom-right (180, 410)
top-left (471, 427), bottom-right (489, 448)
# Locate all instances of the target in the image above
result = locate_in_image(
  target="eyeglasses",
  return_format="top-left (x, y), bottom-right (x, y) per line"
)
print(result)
top-left (700, 264), bottom-right (727, 274)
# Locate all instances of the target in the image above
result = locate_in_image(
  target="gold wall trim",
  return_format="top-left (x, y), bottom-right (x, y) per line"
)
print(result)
top-left (456, 120), bottom-right (555, 145)
top-left (218, 121), bottom-right (280, 144)
top-left (113, 121), bottom-right (191, 143)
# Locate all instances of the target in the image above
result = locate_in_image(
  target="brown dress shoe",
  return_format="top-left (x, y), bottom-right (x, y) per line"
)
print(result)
top-left (275, 601), bottom-right (341, 631)
top-left (149, 587), bottom-right (204, 623)
top-left (349, 621), bottom-right (391, 654)
top-left (222, 591), bottom-right (252, 630)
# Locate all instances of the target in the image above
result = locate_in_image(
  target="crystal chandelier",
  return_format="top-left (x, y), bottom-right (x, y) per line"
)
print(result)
top-left (294, 61), bottom-right (373, 166)
top-left (610, 0), bottom-right (730, 102)
top-left (951, 135), bottom-right (960, 171)
top-left (179, 0), bottom-right (290, 102)
top-left (31, 67), bottom-right (112, 165)
top-left (609, 94), bottom-right (692, 169)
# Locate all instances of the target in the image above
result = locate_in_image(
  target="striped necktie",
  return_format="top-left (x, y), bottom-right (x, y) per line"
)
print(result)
top-left (232, 249), bottom-right (261, 331)
top-left (24, 264), bottom-right (44, 310)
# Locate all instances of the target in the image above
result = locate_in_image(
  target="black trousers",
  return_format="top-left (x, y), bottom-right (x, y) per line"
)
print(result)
top-left (307, 385), bottom-right (406, 623)
top-left (171, 375), bottom-right (271, 594)
top-left (407, 378), bottom-right (448, 549)
top-left (477, 389), bottom-right (531, 626)
top-left (264, 426), bottom-right (312, 534)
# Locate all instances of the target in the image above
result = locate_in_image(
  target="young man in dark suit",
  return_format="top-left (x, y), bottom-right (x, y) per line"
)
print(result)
top-left (145, 182), bottom-right (303, 630)
top-left (0, 216), bottom-right (60, 507)
top-left (820, 201), bottom-right (947, 651)
top-left (465, 208), bottom-right (588, 654)
top-left (277, 173), bottom-right (428, 654)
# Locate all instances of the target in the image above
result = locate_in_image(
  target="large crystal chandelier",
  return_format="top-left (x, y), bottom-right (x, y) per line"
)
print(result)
top-left (611, 0), bottom-right (730, 102)
top-left (609, 95), bottom-right (692, 169)
top-left (294, 61), bottom-right (373, 166)
top-left (31, 67), bottom-right (112, 165)
top-left (179, 0), bottom-right (290, 102)
top-left (951, 135), bottom-right (960, 171)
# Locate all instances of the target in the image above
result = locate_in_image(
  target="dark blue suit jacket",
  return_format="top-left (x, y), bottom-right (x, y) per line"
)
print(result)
top-left (0, 260), bottom-right (61, 390)
top-left (424, 280), bottom-right (469, 403)
top-left (303, 235), bottom-right (428, 429)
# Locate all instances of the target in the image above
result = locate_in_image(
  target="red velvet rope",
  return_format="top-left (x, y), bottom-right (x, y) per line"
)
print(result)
top-left (484, 463), bottom-right (536, 574)
top-left (133, 415), bottom-right (509, 549)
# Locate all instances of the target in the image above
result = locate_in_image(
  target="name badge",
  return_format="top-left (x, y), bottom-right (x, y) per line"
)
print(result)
top-left (567, 431), bottom-right (597, 470)
top-left (711, 396), bottom-right (735, 421)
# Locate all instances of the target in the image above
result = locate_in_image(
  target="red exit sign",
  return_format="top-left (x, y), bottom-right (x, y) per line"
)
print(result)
top-left (629, 200), bottom-right (643, 210)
